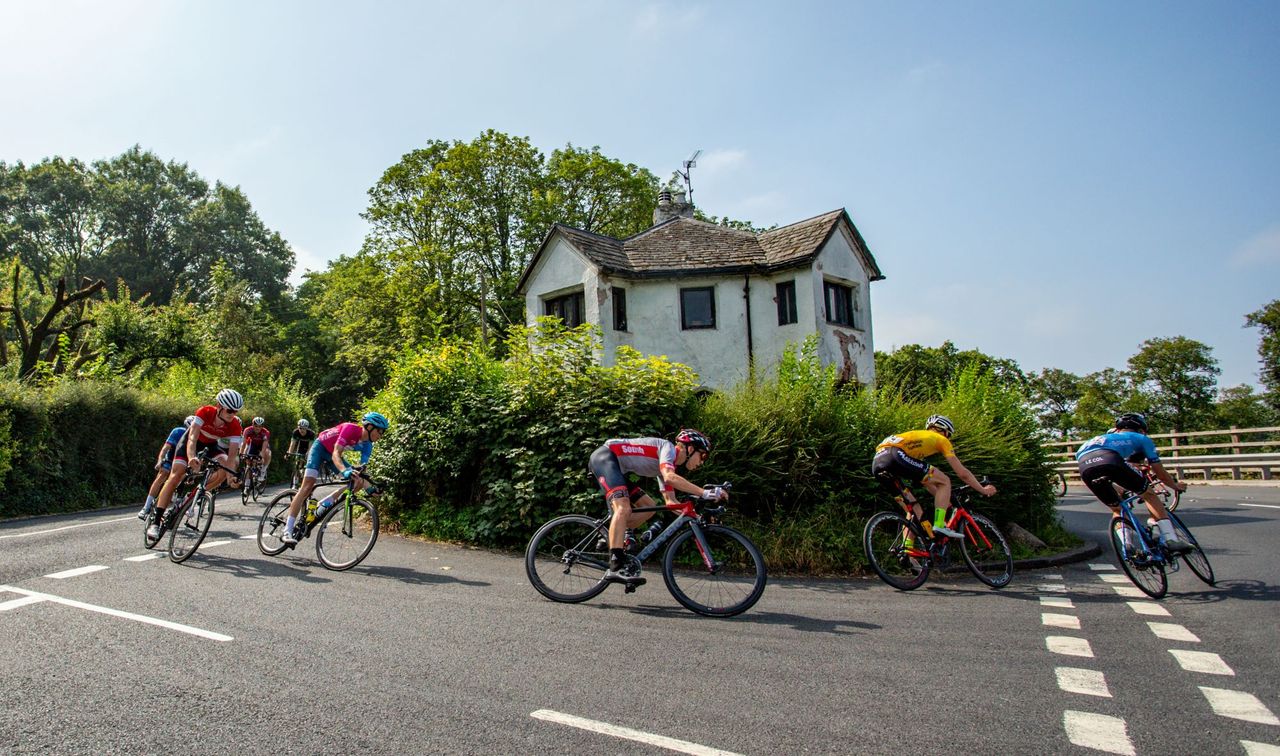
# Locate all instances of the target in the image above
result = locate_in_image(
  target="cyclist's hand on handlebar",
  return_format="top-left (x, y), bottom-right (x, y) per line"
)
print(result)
top-left (979, 483), bottom-right (997, 497)
top-left (1174, 481), bottom-right (1188, 493)
top-left (701, 486), bottom-right (728, 501)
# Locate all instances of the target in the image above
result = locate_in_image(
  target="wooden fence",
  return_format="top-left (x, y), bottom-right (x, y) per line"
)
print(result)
top-left (1044, 426), bottom-right (1280, 483)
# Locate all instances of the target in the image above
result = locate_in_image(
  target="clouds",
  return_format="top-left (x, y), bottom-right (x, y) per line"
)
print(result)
top-left (1231, 225), bottom-right (1280, 268)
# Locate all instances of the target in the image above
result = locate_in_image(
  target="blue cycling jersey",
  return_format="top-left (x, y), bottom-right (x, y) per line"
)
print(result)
top-left (164, 426), bottom-right (185, 447)
top-left (1075, 430), bottom-right (1159, 463)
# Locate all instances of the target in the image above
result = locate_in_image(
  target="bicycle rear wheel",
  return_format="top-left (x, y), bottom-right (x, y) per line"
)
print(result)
top-left (257, 490), bottom-right (295, 556)
top-left (168, 491), bottom-right (215, 563)
top-left (1052, 471), bottom-right (1067, 498)
top-left (863, 511), bottom-right (932, 591)
top-left (525, 514), bottom-right (610, 603)
top-left (1168, 512), bottom-right (1213, 585)
top-left (241, 474), bottom-right (252, 506)
top-left (315, 496), bottom-right (379, 570)
top-left (662, 524), bottom-right (767, 617)
top-left (1109, 517), bottom-right (1167, 599)
top-left (959, 511), bottom-right (1013, 588)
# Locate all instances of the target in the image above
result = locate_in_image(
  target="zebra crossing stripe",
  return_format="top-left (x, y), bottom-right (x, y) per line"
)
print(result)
top-left (1063, 711), bottom-right (1134, 755)
top-left (1055, 667), bottom-right (1111, 698)
top-left (1169, 650), bottom-right (1233, 675)
top-left (1042, 613), bottom-right (1081, 630)
top-left (1199, 687), bottom-right (1280, 725)
top-left (1147, 623), bottom-right (1199, 642)
top-left (1046, 636), bottom-right (1094, 658)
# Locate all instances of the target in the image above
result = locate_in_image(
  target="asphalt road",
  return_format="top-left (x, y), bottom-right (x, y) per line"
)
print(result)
top-left (0, 484), bottom-right (1276, 754)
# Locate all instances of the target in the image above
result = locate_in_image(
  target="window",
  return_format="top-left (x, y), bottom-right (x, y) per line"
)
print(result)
top-left (680, 286), bottom-right (716, 330)
top-left (544, 290), bottom-right (585, 327)
top-left (776, 280), bottom-right (797, 326)
top-left (612, 287), bottom-right (627, 331)
top-left (824, 280), bottom-right (858, 328)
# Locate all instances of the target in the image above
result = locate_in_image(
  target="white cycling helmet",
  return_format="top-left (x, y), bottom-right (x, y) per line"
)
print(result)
top-left (297, 419), bottom-right (310, 429)
top-left (215, 388), bottom-right (244, 411)
top-left (252, 416), bottom-right (265, 426)
top-left (925, 414), bottom-right (955, 438)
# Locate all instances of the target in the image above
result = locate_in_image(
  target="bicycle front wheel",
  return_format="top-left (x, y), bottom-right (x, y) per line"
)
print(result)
top-left (662, 524), bottom-right (767, 617)
top-left (1109, 517), bottom-right (1167, 599)
top-left (241, 477), bottom-right (252, 506)
top-left (960, 511), bottom-right (1014, 588)
top-left (863, 511), bottom-right (932, 591)
top-left (315, 497), bottom-right (379, 570)
top-left (1052, 471), bottom-right (1067, 498)
top-left (525, 514), bottom-right (611, 603)
top-left (1166, 486), bottom-right (1182, 512)
top-left (1168, 512), bottom-right (1214, 585)
top-left (257, 490), bottom-right (296, 556)
top-left (169, 492), bottom-right (215, 563)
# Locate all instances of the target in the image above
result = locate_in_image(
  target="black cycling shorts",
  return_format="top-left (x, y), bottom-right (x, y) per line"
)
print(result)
top-left (1077, 448), bottom-right (1147, 506)
top-left (589, 445), bottom-right (646, 504)
top-left (871, 447), bottom-right (930, 493)
top-left (172, 431), bottom-right (227, 466)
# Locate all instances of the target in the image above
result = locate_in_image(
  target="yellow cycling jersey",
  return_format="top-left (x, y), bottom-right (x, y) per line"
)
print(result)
top-left (876, 429), bottom-right (954, 460)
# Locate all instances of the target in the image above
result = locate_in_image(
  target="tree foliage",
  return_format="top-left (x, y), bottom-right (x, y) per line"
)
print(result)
top-left (1127, 336), bottom-right (1220, 432)
top-left (1027, 368), bottom-right (1082, 439)
top-left (875, 340), bottom-right (1026, 401)
top-left (1246, 299), bottom-right (1280, 412)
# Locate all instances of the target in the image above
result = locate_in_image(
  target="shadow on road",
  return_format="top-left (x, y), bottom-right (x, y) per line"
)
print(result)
top-left (1171, 578), bottom-right (1279, 604)
top-left (347, 564), bottom-right (491, 588)
top-left (624, 604), bottom-right (882, 634)
top-left (176, 552), bottom-right (334, 583)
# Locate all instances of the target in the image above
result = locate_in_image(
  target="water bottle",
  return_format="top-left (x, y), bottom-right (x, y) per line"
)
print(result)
top-left (640, 521), bottom-right (663, 543)
top-left (305, 499), bottom-right (318, 524)
top-left (624, 529), bottom-right (637, 552)
top-left (315, 498), bottom-right (335, 520)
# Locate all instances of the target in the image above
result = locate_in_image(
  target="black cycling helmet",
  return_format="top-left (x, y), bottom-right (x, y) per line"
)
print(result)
top-left (1115, 412), bottom-right (1148, 433)
top-left (675, 428), bottom-right (712, 456)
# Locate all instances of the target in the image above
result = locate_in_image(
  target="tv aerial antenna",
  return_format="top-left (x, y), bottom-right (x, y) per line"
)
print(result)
top-left (675, 149), bottom-right (702, 206)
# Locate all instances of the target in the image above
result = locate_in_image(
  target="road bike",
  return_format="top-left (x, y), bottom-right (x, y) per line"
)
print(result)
top-left (1050, 469), bottom-right (1068, 498)
top-left (238, 453), bottom-right (267, 505)
top-left (143, 450), bottom-right (238, 564)
top-left (256, 467), bottom-right (382, 570)
top-left (525, 483), bottom-right (767, 617)
top-left (863, 478), bottom-right (1013, 591)
top-left (1140, 462), bottom-right (1181, 512)
top-left (1108, 486), bottom-right (1213, 599)
top-left (286, 451), bottom-right (307, 488)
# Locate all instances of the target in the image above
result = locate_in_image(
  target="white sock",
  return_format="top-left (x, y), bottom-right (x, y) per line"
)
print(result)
top-left (285, 515), bottom-right (297, 532)
top-left (1157, 518), bottom-right (1176, 541)
top-left (144, 495), bottom-right (155, 507)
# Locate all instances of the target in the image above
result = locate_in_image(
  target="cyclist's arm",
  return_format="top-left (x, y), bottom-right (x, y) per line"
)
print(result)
top-left (658, 468), bottom-right (724, 500)
top-left (225, 439), bottom-right (241, 470)
top-left (331, 442), bottom-right (350, 473)
top-left (1148, 461), bottom-right (1185, 491)
top-left (943, 454), bottom-right (996, 496)
top-left (185, 425), bottom-right (202, 467)
top-left (156, 442), bottom-right (173, 465)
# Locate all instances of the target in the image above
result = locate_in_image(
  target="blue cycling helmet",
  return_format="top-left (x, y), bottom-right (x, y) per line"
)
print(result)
top-left (362, 411), bottom-right (390, 430)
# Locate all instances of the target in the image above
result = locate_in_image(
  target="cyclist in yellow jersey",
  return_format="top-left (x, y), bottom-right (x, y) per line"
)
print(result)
top-left (872, 415), bottom-right (996, 538)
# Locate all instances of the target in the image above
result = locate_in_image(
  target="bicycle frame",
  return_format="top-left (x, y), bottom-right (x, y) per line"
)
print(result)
top-left (894, 487), bottom-right (997, 559)
top-left (1112, 492), bottom-right (1170, 568)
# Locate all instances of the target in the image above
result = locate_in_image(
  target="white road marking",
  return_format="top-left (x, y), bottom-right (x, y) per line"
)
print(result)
top-left (1040, 596), bottom-right (1074, 608)
top-left (0, 516), bottom-right (136, 540)
top-left (124, 553), bottom-right (164, 562)
top-left (1063, 710), bottom-right (1135, 755)
top-left (1038, 583), bottom-right (1068, 593)
top-left (1042, 574), bottom-right (1063, 580)
top-left (1239, 503), bottom-right (1280, 509)
top-left (1042, 613), bottom-right (1081, 629)
top-left (1046, 636), bottom-right (1094, 658)
top-left (1148, 622), bottom-right (1199, 642)
top-left (1170, 650), bottom-right (1234, 675)
top-left (1199, 687), bottom-right (1280, 725)
top-left (240, 534), bottom-right (257, 539)
top-left (530, 709), bottom-right (742, 756)
top-left (1127, 601), bottom-right (1170, 616)
top-left (1242, 740), bottom-right (1280, 755)
top-left (1112, 585), bottom-right (1147, 598)
top-left (1056, 667), bottom-right (1112, 698)
top-left (44, 565), bottom-right (109, 579)
top-left (0, 595), bottom-right (45, 611)
top-left (1098, 574), bottom-right (1131, 584)
top-left (1088, 563), bottom-right (1117, 571)
top-left (0, 586), bottom-right (233, 642)
top-left (199, 540), bottom-right (234, 549)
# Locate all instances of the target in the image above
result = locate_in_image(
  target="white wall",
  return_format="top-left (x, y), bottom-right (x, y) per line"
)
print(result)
top-left (806, 225), bottom-right (875, 386)
top-left (521, 236), bottom-right (600, 323)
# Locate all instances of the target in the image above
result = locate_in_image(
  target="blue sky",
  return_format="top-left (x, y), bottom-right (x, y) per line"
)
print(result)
top-left (3, 1), bottom-right (1277, 390)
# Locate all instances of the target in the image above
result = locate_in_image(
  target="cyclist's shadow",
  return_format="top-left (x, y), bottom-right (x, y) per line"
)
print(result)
top-left (623, 604), bottom-right (882, 635)
top-left (181, 553), bottom-right (333, 584)
top-left (346, 564), bottom-right (491, 588)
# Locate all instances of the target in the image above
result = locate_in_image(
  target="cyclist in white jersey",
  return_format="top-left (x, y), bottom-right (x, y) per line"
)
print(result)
top-left (588, 429), bottom-right (726, 585)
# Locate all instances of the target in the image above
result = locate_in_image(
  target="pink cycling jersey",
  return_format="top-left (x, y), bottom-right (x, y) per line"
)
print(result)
top-left (606, 437), bottom-right (677, 492)
top-left (318, 422), bottom-right (364, 453)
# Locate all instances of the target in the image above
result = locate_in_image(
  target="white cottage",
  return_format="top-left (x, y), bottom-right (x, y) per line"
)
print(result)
top-left (516, 192), bottom-right (885, 389)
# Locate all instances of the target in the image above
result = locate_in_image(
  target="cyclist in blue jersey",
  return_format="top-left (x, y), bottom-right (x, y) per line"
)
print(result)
top-left (138, 416), bottom-right (197, 520)
top-left (1075, 413), bottom-right (1191, 553)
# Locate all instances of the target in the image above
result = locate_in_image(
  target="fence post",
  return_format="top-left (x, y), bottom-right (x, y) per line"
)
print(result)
top-left (1230, 425), bottom-right (1243, 480)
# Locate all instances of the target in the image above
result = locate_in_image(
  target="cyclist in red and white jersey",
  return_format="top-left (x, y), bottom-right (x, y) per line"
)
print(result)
top-left (589, 429), bottom-right (726, 585)
top-left (146, 389), bottom-right (245, 539)
top-left (238, 417), bottom-right (272, 485)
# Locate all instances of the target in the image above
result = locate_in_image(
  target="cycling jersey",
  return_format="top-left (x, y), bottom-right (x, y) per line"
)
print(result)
top-left (291, 428), bottom-right (316, 444)
top-left (604, 437), bottom-right (677, 493)
top-left (243, 426), bottom-right (270, 451)
top-left (316, 422), bottom-right (372, 461)
top-left (876, 430), bottom-right (954, 461)
top-left (1074, 431), bottom-right (1159, 463)
top-left (163, 426), bottom-right (185, 448)
top-left (190, 404), bottom-right (243, 445)
top-left (158, 426), bottom-right (186, 470)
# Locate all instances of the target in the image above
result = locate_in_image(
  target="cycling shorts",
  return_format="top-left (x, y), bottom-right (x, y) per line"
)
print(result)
top-left (589, 445), bottom-right (647, 504)
top-left (173, 437), bottom-right (227, 466)
top-left (871, 447), bottom-right (931, 493)
top-left (159, 445), bottom-right (177, 471)
top-left (304, 439), bottom-right (340, 479)
top-left (1077, 448), bottom-right (1147, 506)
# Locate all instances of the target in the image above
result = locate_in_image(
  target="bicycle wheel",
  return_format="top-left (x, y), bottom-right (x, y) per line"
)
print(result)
top-left (863, 511), bottom-right (932, 591)
top-left (662, 524), bottom-right (767, 617)
top-left (241, 474), bottom-right (252, 506)
top-left (525, 514), bottom-right (611, 603)
top-left (143, 506), bottom-right (167, 550)
top-left (168, 491), bottom-right (215, 563)
top-left (1109, 517), bottom-right (1167, 599)
top-left (1166, 486), bottom-right (1181, 512)
top-left (1052, 471), bottom-right (1067, 498)
top-left (257, 490), bottom-right (296, 556)
top-left (315, 496), bottom-right (379, 570)
top-left (1168, 512), bottom-right (1214, 585)
top-left (959, 511), bottom-right (1014, 588)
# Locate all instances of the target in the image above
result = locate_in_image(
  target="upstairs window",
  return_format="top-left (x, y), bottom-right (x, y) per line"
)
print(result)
top-left (612, 287), bottom-right (627, 331)
top-left (544, 290), bottom-right (585, 328)
top-left (680, 286), bottom-right (716, 330)
top-left (776, 280), bottom-right (797, 326)
top-left (824, 280), bottom-right (858, 328)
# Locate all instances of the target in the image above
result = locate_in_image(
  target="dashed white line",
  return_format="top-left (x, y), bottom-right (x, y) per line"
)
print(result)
top-left (1042, 613), bottom-right (1081, 630)
top-left (1126, 601), bottom-right (1170, 616)
top-left (1199, 687), bottom-right (1280, 725)
top-left (1088, 563), bottom-right (1117, 571)
top-left (0, 595), bottom-right (45, 611)
top-left (1046, 636), bottom-right (1094, 658)
top-left (124, 553), bottom-right (165, 562)
top-left (1242, 740), bottom-right (1280, 755)
top-left (0, 586), bottom-right (233, 642)
top-left (1097, 574), bottom-right (1131, 584)
top-left (44, 565), bottom-right (109, 579)
top-left (1170, 650), bottom-right (1234, 676)
top-left (1038, 583), bottom-right (1068, 593)
top-left (1111, 585), bottom-right (1147, 599)
top-left (1042, 574), bottom-right (1063, 580)
top-left (0, 516), bottom-right (136, 540)
top-left (1063, 710), bottom-right (1134, 755)
top-left (199, 540), bottom-right (234, 550)
top-left (239, 534), bottom-right (258, 539)
top-left (1040, 596), bottom-right (1074, 609)
top-left (530, 709), bottom-right (742, 756)
top-left (1239, 503), bottom-right (1280, 509)
top-left (1055, 667), bottom-right (1112, 698)
top-left (1148, 622), bottom-right (1199, 642)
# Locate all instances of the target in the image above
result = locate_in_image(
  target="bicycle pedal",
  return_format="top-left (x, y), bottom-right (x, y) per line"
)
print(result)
top-left (623, 583), bottom-right (638, 594)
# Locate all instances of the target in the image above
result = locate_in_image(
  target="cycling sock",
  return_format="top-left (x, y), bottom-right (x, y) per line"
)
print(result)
top-left (144, 495), bottom-right (155, 508)
top-left (934, 509), bottom-right (948, 529)
top-left (609, 548), bottom-right (625, 569)
top-left (285, 515), bottom-right (297, 533)
top-left (1156, 518), bottom-right (1176, 542)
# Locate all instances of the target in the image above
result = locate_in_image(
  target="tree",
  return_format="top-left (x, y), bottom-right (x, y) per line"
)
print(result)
top-left (1245, 299), bottom-right (1280, 412)
top-left (79, 282), bottom-right (203, 378)
top-left (535, 144), bottom-right (659, 238)
top-left (1215, 384), bottom-right (1277, 429)
top-left (1027, 368), bottom-right (1082, 439)
top-left (0, 258), bottom-right (106, 379)
top-left (1127, 336), bottom-right (1220, 432)
top-left (1074, 368), bottom-right (1138, 433)
top-left (0, 158), bottom-right (108, 293)
top-left (875, 341), bottom-right (1026, 401)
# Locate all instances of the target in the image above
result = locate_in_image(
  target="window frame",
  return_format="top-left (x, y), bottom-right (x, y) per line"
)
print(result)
top-left (823, 279), bottom-right (858, 329)
top-left (776, 280), bottom-right (797, 326)
top-left (679, 286), bottom-right (717, 330)
top-left (612, 287), bottom-right (627, 332)
top-left (544, 289), bottom-right (586, 328)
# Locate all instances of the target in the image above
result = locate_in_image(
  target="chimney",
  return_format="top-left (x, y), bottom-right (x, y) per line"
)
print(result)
top-left (652, 188), bottom-right (694, 225)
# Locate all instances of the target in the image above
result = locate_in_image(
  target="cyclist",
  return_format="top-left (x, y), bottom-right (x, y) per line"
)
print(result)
top-left (238, 416), bottom-right (272, 485)
top-left (872, 415), bottom-right (996, 540)
top-left (287, 419), bottom-right (317, 456)
top-left (146, 389), bottom-right (245, 539)
top-left (589, 429), bottom-right (727, 586)
top-left (137, 415), bottom-right (197, 519)
top-left (1075, 412), bottom-right (1191, 553)
top-left (280, 412), bottom-right (389, 545)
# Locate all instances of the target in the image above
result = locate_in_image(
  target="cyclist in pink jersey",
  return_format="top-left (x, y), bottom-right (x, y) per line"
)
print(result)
top-left (279, 412), bottom-right (389, 545)
top-left (589, 428), bottom-right (726, 585)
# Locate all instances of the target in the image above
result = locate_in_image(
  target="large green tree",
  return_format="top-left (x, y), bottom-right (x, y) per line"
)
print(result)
top-left (1127, 336), bottom-right (1220, 432)
top-left (1027, 367), bottom-right (1083, 439)
top-left (1074, 368), bottom-right (1138, 433)
top-left (1245, 299), bottom-right (1280, 412)
top-left (875, 341), bottom-right (1026, 401)
top-left (1215, 384), bottom-right (1277, 429)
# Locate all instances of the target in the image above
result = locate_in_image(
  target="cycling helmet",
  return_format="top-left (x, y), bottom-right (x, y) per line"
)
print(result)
top-left (362, 411), bottom-right (390, 430)
top-left (675, 428), bottom-right (712, 455)
top-left (215, 388), bottom-right (244, 411)
top-left (1115, 412), bottom-right (1148, 433)
top-left (925, 414), bottom-right (955, 438)
top-left (297, 419), bottom-right (310, 429)
top-left (184, 415), bottom-right (198, 427)
top-left (252, 416), bottom-right (265, 426)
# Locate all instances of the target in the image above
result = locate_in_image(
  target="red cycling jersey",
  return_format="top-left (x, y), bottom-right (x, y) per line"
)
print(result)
top-left (191, 405), bottom-right (243, 445)
top-left (242, 426), bottom-right (270, 449)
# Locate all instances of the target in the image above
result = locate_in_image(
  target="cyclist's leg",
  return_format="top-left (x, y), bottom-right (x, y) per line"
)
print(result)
top-left (919, 466), bottom-right (954, 533)
top-left (624, 487), bottom-right (655, 528)
top-left (260, 446), bottom-right (271, 478)
top-left (589, 446), bottom-right (643, 582)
